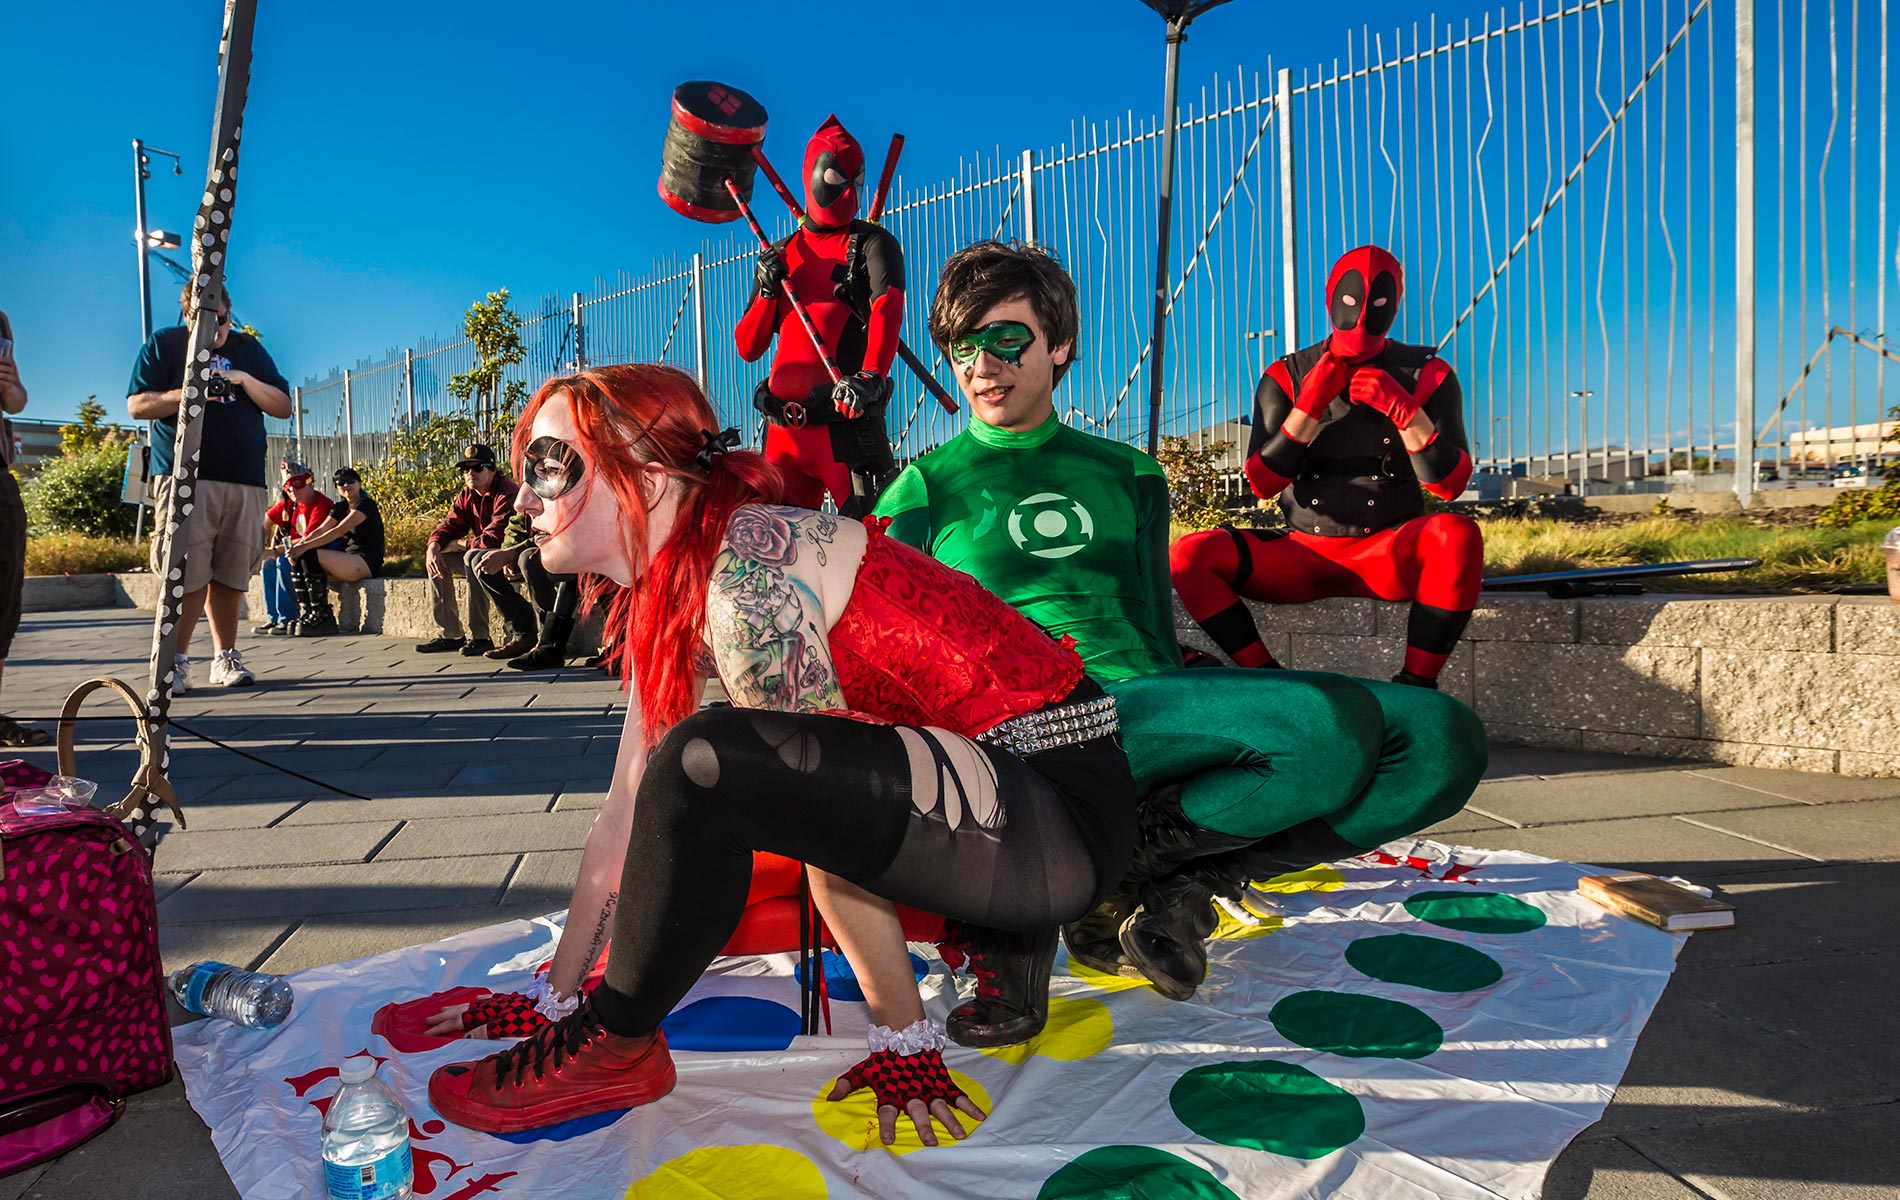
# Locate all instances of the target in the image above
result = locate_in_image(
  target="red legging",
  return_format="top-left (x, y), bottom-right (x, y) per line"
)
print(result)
top-left (1170, 512), bottom-right (1484, 681)
top-left (763, 422), bottom-right (852, 510)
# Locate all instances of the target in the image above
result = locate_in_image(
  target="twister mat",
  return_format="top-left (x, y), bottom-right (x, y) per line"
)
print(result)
top-left (175, 841), bottom-right (1686, 1199)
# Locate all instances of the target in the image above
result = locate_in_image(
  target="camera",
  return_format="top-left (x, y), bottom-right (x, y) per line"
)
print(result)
top-left (203, 372), bottom-right (233, 398)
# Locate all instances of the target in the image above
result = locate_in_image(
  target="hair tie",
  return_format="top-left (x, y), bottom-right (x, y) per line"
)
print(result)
top-left (695, 426), bottom-right (740, 471)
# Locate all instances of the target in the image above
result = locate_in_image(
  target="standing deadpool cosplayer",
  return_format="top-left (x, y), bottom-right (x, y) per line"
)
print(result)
top-left (735, 116), bottom-right (903, 516)
top-left (1171, 245), bottom-right (1484, 688)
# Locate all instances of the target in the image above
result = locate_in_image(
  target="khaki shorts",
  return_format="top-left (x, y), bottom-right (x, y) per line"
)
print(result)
top-left (150, 476), bottom-right (270, 594)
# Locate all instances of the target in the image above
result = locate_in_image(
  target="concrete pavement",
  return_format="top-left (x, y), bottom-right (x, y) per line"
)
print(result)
top-left (3, 608), bottom-right (1896, 1200)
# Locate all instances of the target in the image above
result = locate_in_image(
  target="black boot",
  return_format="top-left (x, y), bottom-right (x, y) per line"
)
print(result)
top-left (1189, 818), bottom-right (1366, 893)
top-left (1391, 669), bottom-right (1439, 689)
top-left (508, 616), bottom-right (575, 670)
top-left (942, 924), bottom-right (1059, 1048)
top-left (1061, 884), bottom-right (1143, 978)
top-left (1108, 787), bottom-right (1257, 1002)
top-left (294, 568), bottom-right (338, 636)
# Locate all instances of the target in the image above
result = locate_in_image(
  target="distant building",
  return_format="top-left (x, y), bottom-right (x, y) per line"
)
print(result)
top-left (1785, 421), bottom-right (1899, 465)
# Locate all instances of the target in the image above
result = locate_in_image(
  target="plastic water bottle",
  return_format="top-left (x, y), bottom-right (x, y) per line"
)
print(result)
top-left (322, 1056), bottom-right (414, 1200)
top-left (166, 961), bottom-right (294, 1029)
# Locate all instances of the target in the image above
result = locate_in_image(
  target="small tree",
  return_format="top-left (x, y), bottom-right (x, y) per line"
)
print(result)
top-left (1155, 435), bottom-right (1235, 531)
top-left (23, 431), bottom-right (135, 538)
top-left (361, 409), bottom-right (516, 519)
top-left (60, 397), bottom-right (113, 456)
top-left (446, 288), bottom-right (528, 430)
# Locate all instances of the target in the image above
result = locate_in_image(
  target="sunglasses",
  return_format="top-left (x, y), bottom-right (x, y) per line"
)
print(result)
top-left (523, 436), bottom-right (585, 500)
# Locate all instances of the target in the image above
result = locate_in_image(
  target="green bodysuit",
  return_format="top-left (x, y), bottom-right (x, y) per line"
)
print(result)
top-left (877, 414), bottom-right (1485, 849)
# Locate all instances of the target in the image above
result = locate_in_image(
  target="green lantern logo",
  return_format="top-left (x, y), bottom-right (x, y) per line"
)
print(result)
top-left (1008, 491), bottom-right (1095, 560)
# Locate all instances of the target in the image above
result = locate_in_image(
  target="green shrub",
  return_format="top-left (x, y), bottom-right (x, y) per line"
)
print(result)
top-left (360, 411), bottom-right (515, 519)
top-left (21, 435), bottom-right (136, 538)
top-left (1814, 478), bottom-right (1900, 528)
top-left (25, 534), bottom-right (143, 575)
top-left (1155, 435), bottom-right (1236, 532)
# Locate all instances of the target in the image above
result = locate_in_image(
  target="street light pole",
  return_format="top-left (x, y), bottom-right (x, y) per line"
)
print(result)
top-left (131, 140), bottom-right (182, 341)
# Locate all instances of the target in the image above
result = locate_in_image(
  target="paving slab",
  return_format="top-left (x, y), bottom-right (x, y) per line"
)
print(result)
top-left (157, 852), bottom-right (521, 922)
top-left (1483, 745), bottom-right (1687, 781)
top-left (149, 819), bottom-right (400, 873)
top-left (1682, 798), bottom-right (1900, 863)
top-left (277, 788), bottom-right (558, 825)
top-left (374, 810), bottom-right (594, 860)
top-left (198, 761), bottom-right (464, 800)
top-left (450, 757), bottom-right (614, 787)
top-left (1681, 766), bottom-right (1900, 805)
top-left (152, 798), bottom-right (303, 831)
top-left (261, 903), bottom-right (553, 976)
top-left (1450, 814), bottom-right (1816, 876)
top-left (1627, 1103), bottom-right (1900, 1199)
top-left (505, 849), bottom-right (585, 909)
top-left (552, 788), bottom-right (609, 812)
top-left (1468, 771), bottom-right (1802, 826)
top-left (11, 1078), bottom-right (240, 1200)
top-left (1541, 1139), bottom-right (1712, 1200)
top-left (1689, 862), bottom-right (1900, 956)
top-left (1668, 956), bottom-right (1900, 1083)
top-left (158, 916), bottom-right (304, 976)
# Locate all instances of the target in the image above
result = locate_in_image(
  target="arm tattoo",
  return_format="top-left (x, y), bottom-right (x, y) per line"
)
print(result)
top-left (708, 506), bottom-right (848, 712)
top-left (579, 890), bottom-right (618, 977)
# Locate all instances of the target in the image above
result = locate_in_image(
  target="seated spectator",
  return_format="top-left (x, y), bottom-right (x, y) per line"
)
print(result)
top-left (285, 467), bottom-right (386, 633)
top-left (266, 462), bottom-right (340, 636)
top-left (477, 513), bottom-right (580, 669)
top-left (415, 443), bottom-right (528, 656)
top-left (253, 461), bottom-right (300, 636)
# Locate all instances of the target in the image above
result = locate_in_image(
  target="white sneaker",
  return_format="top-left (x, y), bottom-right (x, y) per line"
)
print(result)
top-left (209, 648), bottom-right (255, 688)
top-left (171, 653), bottom-right (192, 697)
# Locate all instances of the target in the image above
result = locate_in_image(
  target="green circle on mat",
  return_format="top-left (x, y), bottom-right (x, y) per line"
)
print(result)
top-left (1038, 1146), bottom-right (1242, 1199)
top-left (1345, 933), bottom-right (1503, 992)
top-left (1167, 1060), bottom-right (1365, 1159)
top-left (1403, 890), bottom-right (1547, 934)
top-left (1269, 990), bottom-right (1443, 1059)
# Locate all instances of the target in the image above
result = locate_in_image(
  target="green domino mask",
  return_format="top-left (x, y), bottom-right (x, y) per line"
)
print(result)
top-left (948, 320), bottom-right (1036, 366)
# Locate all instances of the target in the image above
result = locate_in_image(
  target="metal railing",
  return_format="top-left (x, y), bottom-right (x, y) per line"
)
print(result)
top-left (276, 0), bottom-right (1895, 504)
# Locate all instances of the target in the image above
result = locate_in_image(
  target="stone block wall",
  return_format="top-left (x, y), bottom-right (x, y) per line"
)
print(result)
top-left (1175, 592), bottom-right (1899, 778)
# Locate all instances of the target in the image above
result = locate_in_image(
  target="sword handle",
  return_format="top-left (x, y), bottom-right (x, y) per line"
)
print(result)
top-left (724, 178), bottom-right (844, 387)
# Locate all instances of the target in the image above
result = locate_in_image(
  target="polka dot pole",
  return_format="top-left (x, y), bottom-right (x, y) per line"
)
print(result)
top-left (117, 0), bottom-right (257, 851)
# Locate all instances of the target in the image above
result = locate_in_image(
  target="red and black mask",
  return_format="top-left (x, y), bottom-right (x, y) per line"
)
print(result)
top-left (1324, 244), bottom-right (1403, 362)
top-left (802, 115), bottom-right (865, 231)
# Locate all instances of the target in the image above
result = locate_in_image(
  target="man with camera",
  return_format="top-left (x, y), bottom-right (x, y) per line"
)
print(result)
top-left (127, 285), bottom-right (292, 690)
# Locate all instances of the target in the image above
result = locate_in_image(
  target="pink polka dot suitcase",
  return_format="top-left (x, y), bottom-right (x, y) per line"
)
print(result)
top-left (0, 760), bottom-right (173, 1178)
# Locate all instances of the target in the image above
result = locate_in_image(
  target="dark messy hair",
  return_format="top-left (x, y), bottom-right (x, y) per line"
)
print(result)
top-left (930, 241), bottom-right (1080, 384)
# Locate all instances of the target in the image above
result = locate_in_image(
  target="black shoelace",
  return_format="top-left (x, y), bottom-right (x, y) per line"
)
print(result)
top-left (490, 1006), bottom-right (603, 1088)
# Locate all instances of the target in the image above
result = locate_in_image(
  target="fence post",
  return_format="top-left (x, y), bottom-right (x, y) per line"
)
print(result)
top-left (571, 291), bottom-right (586, 372)
top-left (1276, 67), bottom-right (1300, 355)
top-left (1733, 0), bottom-right (1758, 508)
top-left (1021, 148), bottom-right (1037, 244)
top-left (402, 348), bottom-right (415, 427)
top-left (691, 251), bottom-right (710, 395)
top-left (292, 384), bottom-right (303, 454)
top-left (342, 368), bottom-right (355, 468)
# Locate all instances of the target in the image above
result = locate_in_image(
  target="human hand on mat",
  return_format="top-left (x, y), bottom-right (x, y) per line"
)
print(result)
top-left (827, 1049), bottom-right (986, 1147)
top-left (424, 990), bottom-right (546, 1040)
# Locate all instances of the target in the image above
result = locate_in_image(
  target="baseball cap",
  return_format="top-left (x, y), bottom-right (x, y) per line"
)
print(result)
top-left (456, 443), bottom-right (498, 470)
top-left (279, 459), bottom-right (313, 488)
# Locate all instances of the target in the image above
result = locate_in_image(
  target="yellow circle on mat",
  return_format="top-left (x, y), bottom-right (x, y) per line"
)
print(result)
top-left (1211, 865), bottom-right (1345, 940)
top-left (810, 1067), bottom-right (992, 1156)
top-left (981, 995), bottom-right (1112, 1065)
top-left (626, 1144), bottom-right (826, 1199)
top-left (1066, 958), bottom-right (1152, 992)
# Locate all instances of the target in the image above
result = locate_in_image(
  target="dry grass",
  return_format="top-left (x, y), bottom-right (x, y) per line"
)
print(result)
top-left (25, 534), bottom-right (146, 576)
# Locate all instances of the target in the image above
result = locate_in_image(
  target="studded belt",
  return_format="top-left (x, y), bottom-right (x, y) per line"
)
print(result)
top-left (977, 694), bottom-right (1120, 756)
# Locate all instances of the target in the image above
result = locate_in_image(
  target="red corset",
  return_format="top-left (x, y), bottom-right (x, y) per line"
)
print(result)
top-left (828, 519), bottom-right (1084, 738)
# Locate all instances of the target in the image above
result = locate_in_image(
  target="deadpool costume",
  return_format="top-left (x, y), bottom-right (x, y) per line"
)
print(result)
top-left (734, 116), bottom-right (905, 516)
top-left (1171, 245), bottom-right (1484, 687)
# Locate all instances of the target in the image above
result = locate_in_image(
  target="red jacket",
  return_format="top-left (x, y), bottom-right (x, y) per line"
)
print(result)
top-left (267, 492), bottom-right (335, 539)
top-left (429, 477), bottom-right (517, 551)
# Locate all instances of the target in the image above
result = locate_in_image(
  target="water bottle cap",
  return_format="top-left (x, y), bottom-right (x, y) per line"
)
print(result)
top-left (339, 1055), bottom-right (378, 1084)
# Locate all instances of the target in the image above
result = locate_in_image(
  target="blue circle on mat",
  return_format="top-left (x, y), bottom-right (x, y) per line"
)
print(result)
top-left (660, 995), bottom-right (801, 1051)
top-left (793, 952), bottom-right (929, 1003)
top-left (491, 1105), bottom-right (631, 1144)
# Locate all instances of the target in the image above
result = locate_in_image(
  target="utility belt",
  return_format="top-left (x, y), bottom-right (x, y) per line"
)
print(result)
top-left (753, 377), bottom-right (890, 429)
top-left (977, 690), bottom-right (1120, 757)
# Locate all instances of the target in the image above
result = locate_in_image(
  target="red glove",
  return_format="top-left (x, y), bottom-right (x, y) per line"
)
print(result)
top-left (1294, 351), bottom-right (1354, 419)
top-left (1348, 365), bottom-right (1426, 429)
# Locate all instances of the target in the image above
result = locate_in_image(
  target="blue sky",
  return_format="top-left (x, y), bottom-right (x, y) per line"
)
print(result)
top-left (2, 0), bottom-right (1494, 426)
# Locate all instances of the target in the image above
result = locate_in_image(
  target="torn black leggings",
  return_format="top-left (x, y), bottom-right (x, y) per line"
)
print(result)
top-left (592, 693), bottom-right (1135, 1037)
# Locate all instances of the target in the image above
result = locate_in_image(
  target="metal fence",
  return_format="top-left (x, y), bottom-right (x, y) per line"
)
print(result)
top-left (276, 0), bottom-right (1895, 504)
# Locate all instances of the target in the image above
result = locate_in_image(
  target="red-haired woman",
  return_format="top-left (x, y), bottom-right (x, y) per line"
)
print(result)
top-left (425, 364), bottom-right (1135, 1144)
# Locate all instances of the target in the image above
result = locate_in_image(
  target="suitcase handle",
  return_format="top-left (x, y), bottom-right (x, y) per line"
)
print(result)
top-left (58, 677), bottom-right (184, 839)
top-left (0, 1086), bottom-right (123, 1179)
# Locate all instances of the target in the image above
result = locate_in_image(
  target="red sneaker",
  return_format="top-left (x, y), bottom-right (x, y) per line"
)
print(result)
top-left (427, 1005), bottom-right (675, 1134)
